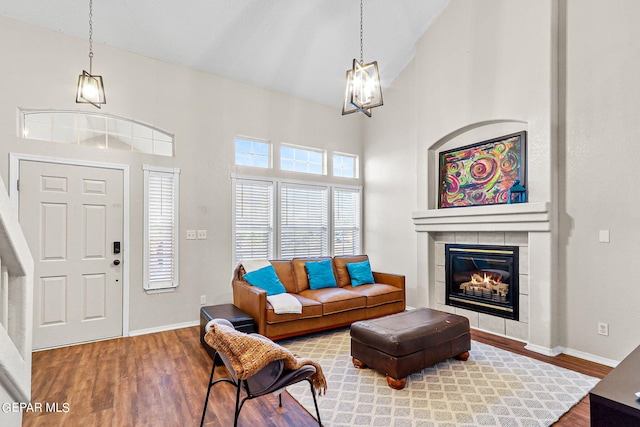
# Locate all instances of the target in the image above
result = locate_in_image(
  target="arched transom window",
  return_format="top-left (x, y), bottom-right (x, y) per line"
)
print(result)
top-left (20, 110), bottom-right (174, 157)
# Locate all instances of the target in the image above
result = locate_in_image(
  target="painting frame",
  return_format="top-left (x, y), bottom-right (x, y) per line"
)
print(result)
top-left (438, 131), bottom-right (527, 208)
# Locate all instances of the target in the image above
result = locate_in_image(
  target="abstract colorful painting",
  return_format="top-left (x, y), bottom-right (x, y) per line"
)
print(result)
top-left (439, 131), bottom-right (527, 208)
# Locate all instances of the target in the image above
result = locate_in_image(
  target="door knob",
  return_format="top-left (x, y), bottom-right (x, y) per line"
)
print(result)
top-left (113, 259), bottom-right (121, 266)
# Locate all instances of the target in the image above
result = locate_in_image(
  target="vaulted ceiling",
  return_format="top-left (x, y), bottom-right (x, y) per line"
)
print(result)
top-left (0, 0), bottom-right (449, 108)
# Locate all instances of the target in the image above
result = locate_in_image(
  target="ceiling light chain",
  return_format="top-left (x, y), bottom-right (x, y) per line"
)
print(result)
top-left (342, 0), bottom-right (383, 117)
top-left (88, 0), bottom-right (94, 73)
top-left (75, 0), bottom-right (106, 108)
top-left (359, 0), bottom-right (364, 63)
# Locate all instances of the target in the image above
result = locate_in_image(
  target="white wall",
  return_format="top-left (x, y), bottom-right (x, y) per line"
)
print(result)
top-left (362, 61), bottom-right (419, 304)
top-left (560, 0), bottom-right (640, 361)
top-left (0, 16), bottom-right (362, 333)
top-left (365, 0), bottom-right (556, 318)
top-left (365, 0), bottom-right (640, 362)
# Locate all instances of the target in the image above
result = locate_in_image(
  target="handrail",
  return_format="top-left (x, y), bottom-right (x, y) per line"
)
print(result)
top-left (0, 176), bottom-right (34, 403)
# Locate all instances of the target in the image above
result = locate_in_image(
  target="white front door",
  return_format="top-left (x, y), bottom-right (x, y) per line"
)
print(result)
top-left (19, 160), bottom-right (124, 349)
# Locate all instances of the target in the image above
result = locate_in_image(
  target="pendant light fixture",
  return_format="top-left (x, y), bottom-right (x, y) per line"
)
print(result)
top-left (76, 0), bottom-right (106, 108)
top-left (342, 0), bottom-right (383, 117)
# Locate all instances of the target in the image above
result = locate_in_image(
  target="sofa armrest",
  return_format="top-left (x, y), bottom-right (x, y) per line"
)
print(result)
top-left (372, 272), bottom-right (405, 291)
top-left (232, 280), bottom-right (267, 335)
top-left (373, 272), bottom-right (406, 310)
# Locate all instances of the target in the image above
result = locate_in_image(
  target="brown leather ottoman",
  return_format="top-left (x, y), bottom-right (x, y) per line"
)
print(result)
top-left (350, 307), bottom-right (471, 389)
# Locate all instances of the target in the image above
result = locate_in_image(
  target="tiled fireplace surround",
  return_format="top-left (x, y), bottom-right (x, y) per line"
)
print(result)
top-left (413, 202), bottom-right (556, 356)
top-left (434, 231), bottom-right (529, 340)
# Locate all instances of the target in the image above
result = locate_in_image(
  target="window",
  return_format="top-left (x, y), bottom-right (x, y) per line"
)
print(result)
top-left (280, 183), bottom-right (328, 258)
top-left (234, 179), bottom-right (274, 261)
top-left (280, 144), bottom-right (324, 175)
top-left (233, 177), bottom-right (361, 262)
top-left (333, 188), bottom-right (362, 255)
top-left (21, 110), bottom-right (174, 156)
top-left (235, 137), bottom-right (271, 168)
top-left (333, 153), bottom-right (358, 178)
top-left (143, 165), bottom-right (180, 292)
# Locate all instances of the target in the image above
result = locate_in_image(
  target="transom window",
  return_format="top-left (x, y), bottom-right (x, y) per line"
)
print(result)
top-left (333, 153), bottom-right (358, 178)
top-left (280, 144), bottom-right (324, 175)
top-left (235, 137), bottom-right (271, 168)
top-left (20, 110), bottom-right (174, 157)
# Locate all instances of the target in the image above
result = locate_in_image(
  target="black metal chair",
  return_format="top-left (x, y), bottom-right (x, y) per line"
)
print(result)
top-left (200, 318), bottom-right (322, 427)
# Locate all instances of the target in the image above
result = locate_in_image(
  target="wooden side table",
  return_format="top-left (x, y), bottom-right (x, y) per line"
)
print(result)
top-left (589, 344), bottom-right (640, 426)
top-left (199, 304), bottom-right (258, 360)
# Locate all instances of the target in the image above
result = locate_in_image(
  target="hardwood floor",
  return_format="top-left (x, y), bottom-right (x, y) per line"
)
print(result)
top-left (24, 326), bottom-right (611, 426)
top-left (24, 327), bottom-right (317, 427)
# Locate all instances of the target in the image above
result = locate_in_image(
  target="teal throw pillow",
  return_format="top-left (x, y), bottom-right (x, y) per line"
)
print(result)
top-left (243, 265), bottom-right (286, 296)
top-left (346, 260), bottom-right (375, 286)
top-left (306, 259), bottom-right (338, 290)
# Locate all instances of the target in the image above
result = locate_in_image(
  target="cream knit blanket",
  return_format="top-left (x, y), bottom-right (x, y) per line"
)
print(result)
top-left (205, 323), bottom-right (327, 396)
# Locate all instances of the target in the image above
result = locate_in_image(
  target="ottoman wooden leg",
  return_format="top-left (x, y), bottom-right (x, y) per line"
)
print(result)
top-left (352, 357), bottom-right (368, 369)
top-left (386, 375), bottom-right (407, 390)
top-left (455, 351), bottom-right (470, 361)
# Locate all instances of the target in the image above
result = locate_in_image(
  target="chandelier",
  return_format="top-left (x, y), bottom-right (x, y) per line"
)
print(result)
top-left (342, 0), bottom-right (383, 117)
top-left (76, 0), bottom-right (106, 108)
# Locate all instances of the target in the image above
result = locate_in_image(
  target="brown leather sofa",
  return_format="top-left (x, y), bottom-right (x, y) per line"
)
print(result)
top-left (232, 255), bottom-right (406, 340)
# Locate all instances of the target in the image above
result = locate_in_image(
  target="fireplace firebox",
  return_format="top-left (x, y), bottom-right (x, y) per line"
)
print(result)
top-left (445, 244), bottom-right (519, 320)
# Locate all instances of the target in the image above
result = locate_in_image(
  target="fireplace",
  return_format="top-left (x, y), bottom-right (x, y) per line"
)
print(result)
top-left (445, 244), bottom-right (519, 320)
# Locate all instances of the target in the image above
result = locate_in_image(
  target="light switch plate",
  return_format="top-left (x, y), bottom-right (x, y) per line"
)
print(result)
top-left (598, 230), bottom-right (610, 243)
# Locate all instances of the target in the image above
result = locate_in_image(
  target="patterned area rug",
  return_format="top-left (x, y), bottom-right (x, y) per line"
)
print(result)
top-left (280, 328), bottom-right (599, 427)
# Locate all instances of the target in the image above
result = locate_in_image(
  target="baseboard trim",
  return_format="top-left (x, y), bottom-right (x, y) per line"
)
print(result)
top-left (524, 343), bottom-right (563, 357)
top-left (558, 346), bottom-right (619, 368)
top-left (470, 325), bottom-right (620, 368)
top-left (471, 326), bottom-right (529, 345)
top-left (129, 320), bottom-right (199, 337)
top-left (524, 343), bottom-right (618, 367)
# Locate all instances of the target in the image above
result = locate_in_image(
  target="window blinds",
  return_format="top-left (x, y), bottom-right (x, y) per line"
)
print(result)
top-left (233, 177), bottom-right (361, 261)
top-left (333, 188), bottom-right (362, 256)
top-left (234, 180), bottom-right (274, 262)
top-left (146, 170), bottom-right (177, 289)
top-left (280, 183), bottom-right (328, 258)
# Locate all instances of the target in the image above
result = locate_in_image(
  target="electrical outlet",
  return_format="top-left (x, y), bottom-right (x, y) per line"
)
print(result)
top-left (197, 229), bottom-right (207, 240)
top-left (598, 322), bottom-right (609, 336)
top-left (186, 230), bottom-right (196, 240)
top-left (200, 295), bottom-right (207, 305)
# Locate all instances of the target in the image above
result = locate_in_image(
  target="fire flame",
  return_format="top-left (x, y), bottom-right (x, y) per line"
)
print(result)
top-left (460, 272), bottom-right (509, 297)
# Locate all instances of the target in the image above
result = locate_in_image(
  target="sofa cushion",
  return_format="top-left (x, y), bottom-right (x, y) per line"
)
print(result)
top-left (346, 260), bottom-right (375, 286)
top-left (343, 283), bottom-right (404, 308)
top-left (333, 255), bottom-right (369, 287)
top-left (299, 288), bottom-right (366, 315)
top-left (306, 259), bottom-right (338, 290)
top-left (266, 295), bottom-right (323, 324)
top-left (270, 260), bottom-right (297, 293)
top-left (292, 257), bottom-right (334, 292)
top-left (243, 265), bottom-right (287, 296)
